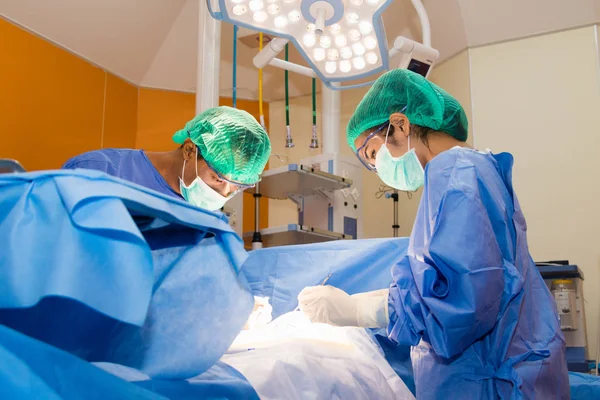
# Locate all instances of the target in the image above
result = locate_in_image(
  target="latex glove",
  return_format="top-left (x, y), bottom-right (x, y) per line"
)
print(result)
top-left (298, 286), bottom-right (389, 328)
top-left (244, 296), bottom-right (273, 330)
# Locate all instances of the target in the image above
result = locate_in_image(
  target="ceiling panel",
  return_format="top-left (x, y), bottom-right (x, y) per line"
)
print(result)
top-left (0, 0), bottom-right (187, 83)
top-left (2, 0), bottom-right (598, 100)
top-left (141, 0), bottom-right (199, 92)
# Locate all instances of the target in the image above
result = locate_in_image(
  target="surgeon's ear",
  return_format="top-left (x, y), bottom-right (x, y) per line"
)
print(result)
top-left (389, 113), bottom-right (410, 138)
top-left (182, 139), bottom-right (196, 161)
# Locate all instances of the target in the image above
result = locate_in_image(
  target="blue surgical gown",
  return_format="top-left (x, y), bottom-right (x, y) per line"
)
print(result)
top-left (62, 149), bottom-right (181, 199)
top-left (387, 148), bottom-right (569, 399)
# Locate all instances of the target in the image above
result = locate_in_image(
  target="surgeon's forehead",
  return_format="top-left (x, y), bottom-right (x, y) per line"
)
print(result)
top-left (354, 131), bottom-right (373, 149)
top-left (354, 126), bottom-right (381, 150)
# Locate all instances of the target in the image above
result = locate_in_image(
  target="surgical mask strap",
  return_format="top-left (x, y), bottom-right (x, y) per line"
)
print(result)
top-left (194, 147), bottom-right (199, 176)
top-left (385, 105), bottom-right (409, 148)
top-left (384, 123), bottom-right (392, 146)
top-left (181, 147), bottom-right (200, 185)
top-left (384, 123), bottom-right (411, 152)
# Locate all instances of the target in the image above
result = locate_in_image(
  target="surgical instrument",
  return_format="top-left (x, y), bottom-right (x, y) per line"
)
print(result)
top-left (294, 272), bottom-right (332, 312)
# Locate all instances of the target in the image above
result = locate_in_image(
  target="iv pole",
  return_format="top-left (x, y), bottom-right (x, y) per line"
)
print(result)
top-left (385, 191), bottom-right (400, 237)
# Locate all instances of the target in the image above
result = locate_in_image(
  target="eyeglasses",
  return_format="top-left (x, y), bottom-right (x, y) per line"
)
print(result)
top-left (200, 148), bottom-right (259, 190)
top-left (354, 123), bottom-right (388, 172)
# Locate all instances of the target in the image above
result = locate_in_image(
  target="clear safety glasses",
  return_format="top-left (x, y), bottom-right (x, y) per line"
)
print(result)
top-left (200, 148), bottom-right (259, 190)
top-left (354, 122), bottom-right (388, 172)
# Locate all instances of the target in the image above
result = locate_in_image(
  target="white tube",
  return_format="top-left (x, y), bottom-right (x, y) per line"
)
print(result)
top-left (269, 58), bottom-right (317, 78)
top-left (393, 36), bottom-right (416, 53)
top-left (322, 81), bottom-right (340, 154)
top-left (410, 0), bottom-right (431, 47)
top-left (315, 7), bottom-right (326, 35)
top-left (197, 2), bottom-right (221, 113)
top-left (388, 47), bottom-right (400, 59)
top-left (389, 36), bottom-right (413, 60)
top-left (269, 37), bottom-right (289, 53)
top-left (253, 38), bottom-right (289, 69)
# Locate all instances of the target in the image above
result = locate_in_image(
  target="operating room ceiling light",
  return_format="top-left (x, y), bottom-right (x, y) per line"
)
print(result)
top-left (253, 11), bottom-right (268, 22)
top-left (289, 10), bottom-right (301, 21)
top-left (364, 35), bottom-right (377, 50)
top-left (209, 0), bottom-right (394, 84)
top-left (348, 29), bottom-right (361, 42)
top-left (366, 51), bottom-right (378, 64)
top-left (329, 23), bottom-right (341, 34)
top-left (334, 34), bottom-right (347, 47)
top-left (249, 0), bottom-right (264, 11)
top-left (340, 46), bottom-right (352, 59)
top-left (232, 4), bottom-right (247, 15)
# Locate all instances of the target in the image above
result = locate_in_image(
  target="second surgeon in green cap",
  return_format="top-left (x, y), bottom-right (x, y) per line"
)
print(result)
top-left (62, 106), bottom-right (271, 211)
top-left (298, 70), bottom-right (569, 399)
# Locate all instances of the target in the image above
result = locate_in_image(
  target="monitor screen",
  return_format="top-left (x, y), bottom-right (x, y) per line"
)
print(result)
top-left (407, 59), bottom-right (431, 77)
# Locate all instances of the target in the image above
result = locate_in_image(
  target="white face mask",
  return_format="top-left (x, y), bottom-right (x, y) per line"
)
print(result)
top-left (179, 149), bottom-right (232, 211)
top-left (374, 124), bottom-right (424, 191)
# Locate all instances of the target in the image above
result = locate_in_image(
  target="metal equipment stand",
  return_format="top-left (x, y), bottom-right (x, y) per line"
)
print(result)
top-left (385, 191), bottom-right (400, 237)
top-left (243, 164), bottom-right (353, 248)
top-left (252, 183), bottom-right (263, 250)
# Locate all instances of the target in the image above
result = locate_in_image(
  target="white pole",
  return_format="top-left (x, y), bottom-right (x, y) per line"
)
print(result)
top-left (197, 3), bottom-right (245, 237)
top-left (410, 0), bottom-right (432, 47)
top-left (322, 82), bottom-right (340, 154)
top-left (269, 58), bottom-right (317, 78)
top-left (197, 3), bottom-right (221, 113)
top-left (253, 38), bottom-right (289, 69)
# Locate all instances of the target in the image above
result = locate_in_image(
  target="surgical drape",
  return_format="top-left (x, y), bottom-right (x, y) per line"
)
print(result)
top-left (0, 170), bottom-right (254, 381)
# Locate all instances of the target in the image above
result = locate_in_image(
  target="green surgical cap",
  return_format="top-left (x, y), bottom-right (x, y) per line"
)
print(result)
top-left (173, 106), bottom-right (271, 185)
top-left (347, 69), bottom-right (468, 151)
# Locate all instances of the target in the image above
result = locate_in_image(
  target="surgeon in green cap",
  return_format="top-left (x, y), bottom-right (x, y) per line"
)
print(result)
top-left (298, 70), bottom-right (569, 399)
top-left (63, 106), bottom-right (271, 211)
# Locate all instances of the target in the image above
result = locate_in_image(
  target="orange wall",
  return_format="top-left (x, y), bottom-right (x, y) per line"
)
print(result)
top-left (103, 74), bottom-right (138, 149)
top-left (136, 89), bottom-right (196, 150)
top-left (0, 18), bottom-right (137, 170)
top-left (0, 18), bottom-right (268, 235)
top-left (136, 88), bottom-right (270, 233)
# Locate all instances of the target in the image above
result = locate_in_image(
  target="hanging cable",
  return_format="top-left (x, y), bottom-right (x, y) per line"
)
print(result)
top-left (375, 184), bottom-right (413, 200)
top-left (309, 77), bottom-right (319, 149)
top-left (252, 32), bottom-right (266, 251)
top-left (270, 153), bottom-right (289, 163)
top-left (284, 43), bottom-right (294, 148)
top-left (258, 33), bottom-right (265, 129)
top-left (232, 25), bottom-right (238, 108)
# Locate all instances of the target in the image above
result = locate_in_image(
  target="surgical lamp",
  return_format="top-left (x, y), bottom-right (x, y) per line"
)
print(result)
top-left (207, 0), bottom-right (439, 89)
top-left (207, 0), bottom-right (394, 89)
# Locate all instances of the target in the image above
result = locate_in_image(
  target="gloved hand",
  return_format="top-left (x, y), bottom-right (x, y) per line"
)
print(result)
top-left (297, 286), bottom-right (389, 328)
top-left (244, 296), bottom-right (273, 330)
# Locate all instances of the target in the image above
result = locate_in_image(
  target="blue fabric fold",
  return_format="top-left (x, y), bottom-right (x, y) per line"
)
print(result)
top-left (569, 372), bottom-right (600, 400)
top-left (0, 324), bottom-right (165, 400)
top-left (0, 170), bottom-right (253, 380)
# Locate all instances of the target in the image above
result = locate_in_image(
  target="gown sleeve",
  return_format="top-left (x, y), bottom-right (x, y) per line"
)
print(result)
top-left (387, 187), bottom-right (510, 359)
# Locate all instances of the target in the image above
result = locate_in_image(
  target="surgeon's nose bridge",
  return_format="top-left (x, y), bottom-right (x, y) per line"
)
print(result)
top-left (361, 137), bottom-right (384, 163)
top-left (212, 180), bottom-right (237, 197)
top-left (223, 181), bottom-right (238, 196)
